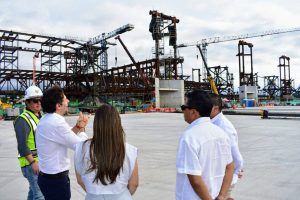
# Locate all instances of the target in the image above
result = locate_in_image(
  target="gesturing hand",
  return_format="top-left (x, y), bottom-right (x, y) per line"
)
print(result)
top-left (76, 112), bottom-right (89, 128)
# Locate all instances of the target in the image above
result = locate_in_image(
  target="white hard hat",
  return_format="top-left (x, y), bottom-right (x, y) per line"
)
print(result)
top-left (24, 85), bottom-right (43, 100)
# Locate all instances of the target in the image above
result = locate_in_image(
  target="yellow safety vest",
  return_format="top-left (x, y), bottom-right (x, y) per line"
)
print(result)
top-left (15, 110), bottom-right (40, 167)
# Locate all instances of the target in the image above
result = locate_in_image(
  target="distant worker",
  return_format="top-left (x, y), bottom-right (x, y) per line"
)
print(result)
top-left (36, 86), bottom-right (89, 200)
top-left (74, 104), bottom-right (139, 199)
top-left (14, 85), bottom-right (44, 200)
top-left (210, 93), bottom-right (244, 200)
top-left (176, 89), bottom-right (234, 200)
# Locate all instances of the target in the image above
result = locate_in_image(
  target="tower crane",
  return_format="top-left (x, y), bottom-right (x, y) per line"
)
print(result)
top-left (178, 26), bottom-right (300, 55)
top-left (197, 45), bottom-right (219, 95)
top-left (177, 26), bottom-right (300, 81)
top-left (87, 24), bottom-right (134, 70)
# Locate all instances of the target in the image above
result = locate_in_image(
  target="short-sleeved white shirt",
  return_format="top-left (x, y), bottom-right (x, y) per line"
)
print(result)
top-left (176, 117), bottom-right (232, 200)
top-left (36, 113), bottom-right (88, 174)
top-left (74, 141), bottom-right (137, 195)
top-left (211, 112), bottom-right (243, 184)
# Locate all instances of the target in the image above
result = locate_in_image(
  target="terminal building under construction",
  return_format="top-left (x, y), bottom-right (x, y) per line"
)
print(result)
top-left (1, 10), bottom-right (300, 113)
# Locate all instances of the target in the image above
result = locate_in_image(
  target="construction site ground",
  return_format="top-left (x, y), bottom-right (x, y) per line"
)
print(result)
top-left (1, 111), bottom-right (299, 200)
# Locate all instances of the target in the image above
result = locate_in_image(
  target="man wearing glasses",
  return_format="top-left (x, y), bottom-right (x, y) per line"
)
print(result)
top-left (14, 85), bottom-right (44, 200)
top-left (176, 90), bottom-right (234, 200)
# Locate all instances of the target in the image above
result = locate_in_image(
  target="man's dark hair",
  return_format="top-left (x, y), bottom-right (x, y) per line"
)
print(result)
top-left (185, 89), bottom-right (212, 117)
top-left (41, 86), bottom-right (64, 113)
top-left (210, 93), bottom-right (223, 111)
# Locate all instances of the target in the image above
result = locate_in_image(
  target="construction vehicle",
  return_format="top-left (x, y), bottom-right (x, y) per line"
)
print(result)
top-left (0, 99), bottom-right (12, 109)
top-left (0, 99), bottom-right (18, 120)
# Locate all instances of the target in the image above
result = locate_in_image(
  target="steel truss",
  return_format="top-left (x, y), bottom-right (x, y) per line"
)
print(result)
top-left (237, 40), bottom-right (254, 86)
top-left (208, 65), bottom-right (234, 95)
top-left (262, 75), bottom-right (280, 98)
top-left (1, 28), bottom-right (209, 100)
top-left (278, 55), bottom-right (293, 96)
top-left (149, 10), bottom-right (180, 79)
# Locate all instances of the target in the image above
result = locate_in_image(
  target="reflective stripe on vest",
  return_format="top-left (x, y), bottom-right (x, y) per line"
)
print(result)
top-left (24, 112), bottom-right (37, 131)
top-left (17, 110), bottom-right (40, 167)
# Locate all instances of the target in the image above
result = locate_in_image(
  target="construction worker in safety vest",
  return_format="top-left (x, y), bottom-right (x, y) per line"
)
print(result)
top-left (14, 85), bottom-right (44, 200)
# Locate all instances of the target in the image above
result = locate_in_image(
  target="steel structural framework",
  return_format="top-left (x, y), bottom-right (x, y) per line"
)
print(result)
top-left (0, 29), bottom-right (83, 96)
top-left (87, 24), bottom-right (134, 71)
top-left (0, 28), bottom-right (208, 100)
top-left (177, 27), bottom-right (300, 77)
top-left (236, 40), bottom-right (254, 86)
top-left (293, 86), bottom-right (300, 98)
top-left (262, 75), bottom-right (280, 98)
top-left (278, 55), bottom-right (293, 96)
top-left (0, 57), bottom-right (191, 99)
top-left (0, 58), bottom-right (159, 98)
top-left (177, 27), bottom-right (300, 83)
top-left (149, 10), bottom-right (180, 79)
top-left (207, 65), bottom-right (234, 95)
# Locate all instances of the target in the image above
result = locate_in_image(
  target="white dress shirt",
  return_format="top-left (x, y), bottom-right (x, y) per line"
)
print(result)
top-left (176, 117), bottom-right (232, 200)
top-left (36, 113), bottom-right (88, 174)
top-left (211, 112), bottom-right (244, 184)
top-left (74, 141), bottom-right (137, 197)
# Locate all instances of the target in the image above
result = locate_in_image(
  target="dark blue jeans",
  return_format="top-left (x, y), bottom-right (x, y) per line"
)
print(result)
top-left (21, 166), bottom-right (44, 200)
top-left (38, 173), bottom-right (70, 200)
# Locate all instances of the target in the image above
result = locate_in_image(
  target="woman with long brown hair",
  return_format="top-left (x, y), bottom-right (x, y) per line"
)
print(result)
top-left (74, 104), bottom-right (138, 200)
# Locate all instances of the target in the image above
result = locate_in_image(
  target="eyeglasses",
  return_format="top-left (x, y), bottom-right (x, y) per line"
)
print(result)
top-left (30, 99), bottom-right (41, 103)
top-left (181, 105), bottom-right (192, 111)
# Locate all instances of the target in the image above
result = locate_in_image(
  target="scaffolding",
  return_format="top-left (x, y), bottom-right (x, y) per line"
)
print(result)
top-left (237, 40), bottom-right (254, 86)
top-left (262, 75), bottom-right (280, 99)
top-left (278, 55), bottom-right (292, 97)
top-left (208, 65), bottom-right (234, 95)
top-left (0, 25), bottom-right (213, 101)
top-left (149, 10), bottom-right (180, 79)
top-left (0, 31), bottom-right (19, 70)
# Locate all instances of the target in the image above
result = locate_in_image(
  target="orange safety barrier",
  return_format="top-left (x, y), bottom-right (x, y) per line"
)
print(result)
top-left (149, 108), bottom-right (156, 112)
top-left (144, 107), bottom-right (176, 113)
top-left (164, 108), bottom-right (171, 112)
top-left (170, 108), bottom-right (176, 112)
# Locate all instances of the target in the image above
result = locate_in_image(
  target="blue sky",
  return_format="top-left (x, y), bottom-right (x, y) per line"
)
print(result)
top-left (1, 0), bottom-right (300, 89)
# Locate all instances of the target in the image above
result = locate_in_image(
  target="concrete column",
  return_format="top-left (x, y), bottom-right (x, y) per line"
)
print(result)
top-left (156, 79), bottom-right (184, 108)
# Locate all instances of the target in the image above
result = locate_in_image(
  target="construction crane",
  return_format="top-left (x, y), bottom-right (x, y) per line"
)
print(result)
top-left (114, 35), bottom-right (149, 87)
top-left (177, 26), bottom-right (300, 79)
top-left (87, 24), bottom-right (134, 70)
top-left (197, 45), bottom-right (219, 95)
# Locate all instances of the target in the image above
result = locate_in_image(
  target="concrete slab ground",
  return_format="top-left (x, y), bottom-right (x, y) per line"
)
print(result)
top-left (0, 112), bottom-right (300, 199)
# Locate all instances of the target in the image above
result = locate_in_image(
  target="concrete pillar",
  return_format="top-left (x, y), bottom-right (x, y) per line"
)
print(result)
top-left (239, 85), bottom-right (258, 106)
top-left (154, 79), bottom-right (184, 108)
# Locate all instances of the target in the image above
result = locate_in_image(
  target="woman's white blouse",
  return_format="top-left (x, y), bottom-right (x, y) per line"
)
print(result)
top-left (74, 141), bottom-right (137, 195)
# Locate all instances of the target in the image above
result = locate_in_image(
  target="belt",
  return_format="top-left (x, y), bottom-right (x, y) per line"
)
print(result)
top-left (39, 170), bottom-right (69, 178)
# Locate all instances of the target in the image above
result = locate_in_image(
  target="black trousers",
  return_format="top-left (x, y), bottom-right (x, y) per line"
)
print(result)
top-left (38, 171), bottom-right (71, 200)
